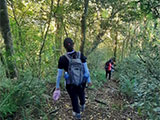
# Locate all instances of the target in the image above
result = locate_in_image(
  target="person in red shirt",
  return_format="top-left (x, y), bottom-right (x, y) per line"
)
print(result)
top-left (105, 59), bottom-right (114, 80)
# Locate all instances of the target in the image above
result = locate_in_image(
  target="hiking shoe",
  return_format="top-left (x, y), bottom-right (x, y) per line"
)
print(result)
top-left (72, 111), bottom-right (81, 120)
top-left (80, 104), bottom-right (85, 112)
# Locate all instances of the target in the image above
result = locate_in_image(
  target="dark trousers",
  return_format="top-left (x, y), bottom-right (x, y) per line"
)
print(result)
top-left (66, 83), bottom-right (86, 113)
top-left (106, 70), bottom-right (111, 80)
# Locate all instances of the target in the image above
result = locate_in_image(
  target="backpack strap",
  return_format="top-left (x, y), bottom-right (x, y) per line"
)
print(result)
top-left (77, 51), bottom-right (81, 59)
top-left (65, 54), bottom-right (71, 62)
top-left (65, 51), bottom-right (81, 61)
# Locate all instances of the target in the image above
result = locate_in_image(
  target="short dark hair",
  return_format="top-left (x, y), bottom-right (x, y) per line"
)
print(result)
top-left (63, 38), bottom-right (74, 52)
top-left (112, 57), bottom-right (115, 62)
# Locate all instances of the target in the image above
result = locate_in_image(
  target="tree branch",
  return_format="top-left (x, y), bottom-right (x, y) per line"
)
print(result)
top-left (38, 0), bottom-right (54, 76)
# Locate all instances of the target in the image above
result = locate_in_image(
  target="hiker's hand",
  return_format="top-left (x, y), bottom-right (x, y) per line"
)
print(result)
top-left (53, 89), bottom-right (60, 101)
top-left (87, 82), bottom-right (92, 87)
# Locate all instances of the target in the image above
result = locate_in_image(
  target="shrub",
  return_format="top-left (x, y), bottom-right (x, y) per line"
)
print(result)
top-left (116, 44), bottom-right (160, 119)
top-left (0, 67), bottom-right (48, 119)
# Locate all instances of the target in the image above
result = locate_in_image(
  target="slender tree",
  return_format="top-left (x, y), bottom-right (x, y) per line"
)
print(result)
top-left (80, 0), bottom-right (89, 53)
top-left (113, 31), bottom-right (118, 61)
top-left (0, 0), bottom-right (17, 78)
top-left (54, 0), bottom-right (63, 59)
top-left (38, 0), bottom-right (54, 77)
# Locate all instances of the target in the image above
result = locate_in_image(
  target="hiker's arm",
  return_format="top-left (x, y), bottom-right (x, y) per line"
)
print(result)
top-left (56, 69), bottom-right (64, 89)
top-left (83, 62), bottom-right (91, 83)
top-left (111, 65), bottom-right (114, 69)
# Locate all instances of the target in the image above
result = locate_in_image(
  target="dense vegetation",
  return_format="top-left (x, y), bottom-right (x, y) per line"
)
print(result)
top-left (0, 0), bottom-right (160, 119)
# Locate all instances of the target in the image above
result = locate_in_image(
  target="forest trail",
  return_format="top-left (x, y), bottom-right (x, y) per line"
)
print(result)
top-left (48, 79), bottom-right (142, 120)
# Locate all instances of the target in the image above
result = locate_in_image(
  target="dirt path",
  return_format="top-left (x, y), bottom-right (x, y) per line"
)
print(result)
top-left (48, 80), bottom-right (142, 120)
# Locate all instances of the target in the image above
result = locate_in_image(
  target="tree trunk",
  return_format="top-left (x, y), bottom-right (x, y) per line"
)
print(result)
top-left (0, 0), bottom-right (17, 78)
top-left (125, 24), bottom-right (131, 56)
top-left (55, 19), bottom-right (63, 59)
top-left (121, 38), bottom-right (125, 60)
top-left (80, 0), bottom-right (89, 53)
top-left (54, 0), bottom-right (63, 60)
top-left (130, 23), bottom-right (139, 54)
top-left (0, 48), bottom-right (9, 76)
top-left (113, 31), bottom-right (118, 62)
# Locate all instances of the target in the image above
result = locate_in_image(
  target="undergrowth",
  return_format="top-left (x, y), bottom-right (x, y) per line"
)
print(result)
top-left (115, 43), bottom-right (160, 119)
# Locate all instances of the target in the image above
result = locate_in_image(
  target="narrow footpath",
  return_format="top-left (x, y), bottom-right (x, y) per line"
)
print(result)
top-left (48, 79), bottom-right (143, 120)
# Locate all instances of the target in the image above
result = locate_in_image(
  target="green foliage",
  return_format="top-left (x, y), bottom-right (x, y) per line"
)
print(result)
top-left (0, 67), bottom-right (49, 119)
top-left (116, 42), bottom-right (160, 119)
top-left (116, 55), bottom-right (141, 97)
top-left (1, 0), bottom-right (159, 119)
top-left (139, 0), bottom-right (160, 19)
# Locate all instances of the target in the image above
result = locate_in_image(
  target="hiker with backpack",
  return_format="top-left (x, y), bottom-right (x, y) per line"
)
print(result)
top-left (105, 58), bottom-right (115, 80)
top-left (53, 38), bottom-right (92, 119)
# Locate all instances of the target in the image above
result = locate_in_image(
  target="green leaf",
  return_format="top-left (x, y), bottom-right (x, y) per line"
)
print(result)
top-left (153, 107), bottom-right (160, 112)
